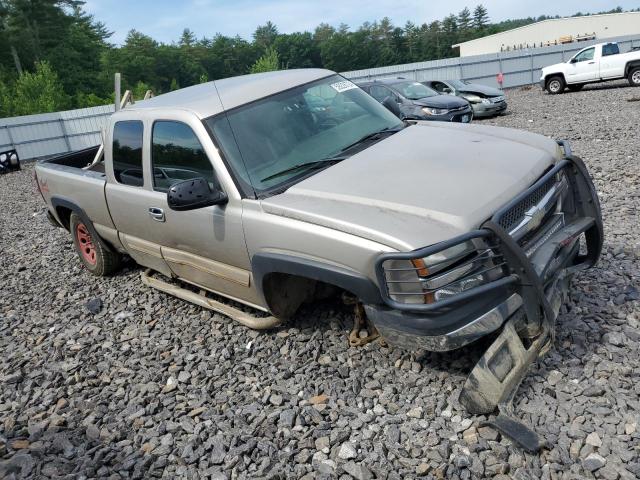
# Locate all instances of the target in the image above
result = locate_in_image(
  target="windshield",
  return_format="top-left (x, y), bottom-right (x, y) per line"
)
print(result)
top-left (447, 79), bottom-right (470, 89)
top-left (392, 81), bottom-right (439, 100)
top-left (205, 74), bottom-right (403, 196)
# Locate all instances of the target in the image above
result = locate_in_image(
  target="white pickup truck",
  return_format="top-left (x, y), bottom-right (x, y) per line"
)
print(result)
top-left (540, 42), bottom-right (640, 94)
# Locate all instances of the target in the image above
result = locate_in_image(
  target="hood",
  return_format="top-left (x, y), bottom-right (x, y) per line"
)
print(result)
top-left (411, 94), bottom-right (469, 109)
top-left (457, 84), bottom-right (504, 97)
top-left (261, 122), bottom-right (560, 251)
top-left (542, 62), bottom-right (566, 73)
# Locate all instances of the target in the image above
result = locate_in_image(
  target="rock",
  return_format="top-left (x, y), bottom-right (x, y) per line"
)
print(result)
top-left (603, 332), bottom-right (625, 346)
top-left (10, 439), bottom-right (30, 450)
top-left (209, 436), bottom-right (226, 465)
top-left (343, 460), bottom-right (373, 480)
top-left (279, 409), bottom-right (296, 428)
top-left (86, 424), bottom-right (100, 441)
top-left (86, 297), bottom-right (103, 314)
top-left (337, 442), bottom-right (357, 460)
top-left (187, 407), bottom-right (206, 417)
top-left (269, 394), bottom-right (283, 406)
top-left (177, 370), bottom-right (191, 383)
top-left (583, 452), bottom-right (606, 471)
top-left (624, 423), bottom-right (636, 435)
top-left (315, 436), bottom-right (330, 453)
top-left (547, 370), bottom-right (563, 386)
top-left (462, 427), bottom-right (478, 444)
top-left (162, 376), bottom-right (178, 393)
top-left (415, 463), bottom-right (430, 476)
top-left (407, 407), bottom-right (423, 419)
top-left (585, 431), bottom-right (602, 447)
top-left (308, 394), bottom-right (328, 405)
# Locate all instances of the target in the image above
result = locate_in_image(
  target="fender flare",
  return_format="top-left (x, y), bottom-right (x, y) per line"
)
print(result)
top-left (251, 252), bottom-right (383, 306)
top-left (625, 60), bottom-right (640, 76)
top-left (50, 196), bottom-right (114, 252)
top-left (543, 72), bottom-right (565, 86)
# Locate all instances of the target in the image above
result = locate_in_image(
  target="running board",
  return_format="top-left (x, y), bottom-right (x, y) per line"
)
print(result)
top-left (140, 269), bottom-right (282, 330)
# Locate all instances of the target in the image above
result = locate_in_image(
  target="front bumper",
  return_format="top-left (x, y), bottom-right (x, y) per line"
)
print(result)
top-left (368, 145), bottom-right (603, 351)
top-left (471, 101), bottom-right (507, 118)
top-left (418, 107), bottom-right (473, 123)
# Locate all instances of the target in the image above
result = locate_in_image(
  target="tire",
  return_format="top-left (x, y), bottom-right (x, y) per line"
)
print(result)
top-left (70, 213), bottom-right (121, 276)
top-left (629, 67), bottom-right (640, 87)
top-left (568, 84), bottom-right (584, 92)
top-left (546, 76), bottom-right (565, 94)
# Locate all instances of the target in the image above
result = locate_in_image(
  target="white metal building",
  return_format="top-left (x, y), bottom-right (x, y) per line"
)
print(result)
top-left (453, 12), bottom-right (640, 56)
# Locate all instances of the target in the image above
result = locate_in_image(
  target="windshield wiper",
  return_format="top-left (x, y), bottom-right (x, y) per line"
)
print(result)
top-left (261, 157), bottom-right (345, 182)
top-left (337, 126), bottom-right (403, 154)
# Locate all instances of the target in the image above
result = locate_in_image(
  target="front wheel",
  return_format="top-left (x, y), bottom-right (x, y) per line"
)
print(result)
top-left (70, 213), bottom-right (122, 276)
top-left (568, 84), bottom-right (584, 92)
top-left (629, 67), bottom-right (640, 87)
top-left (546, 76), bottom-right (565, 94)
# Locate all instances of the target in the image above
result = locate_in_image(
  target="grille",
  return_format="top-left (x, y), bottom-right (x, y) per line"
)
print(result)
top-left (498, 174), bottom-right (555, 232)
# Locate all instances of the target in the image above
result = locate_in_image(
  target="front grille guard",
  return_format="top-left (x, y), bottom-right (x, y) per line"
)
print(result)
top-left (374, 145), bottom-right (604, 452)
top-left (374, 150), bottom-right (603, 315)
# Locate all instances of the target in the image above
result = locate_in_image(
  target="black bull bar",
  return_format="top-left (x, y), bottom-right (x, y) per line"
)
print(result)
top-left (374, 144), bottom-right (603, 452)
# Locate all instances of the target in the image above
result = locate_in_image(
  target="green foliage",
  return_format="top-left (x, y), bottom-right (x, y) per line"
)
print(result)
top-left (0, 1), bottom-right (637, 117)
top-left (250, 47), bottom-right (280, 74)
top-left (6, 61), bottom-right (68, 116)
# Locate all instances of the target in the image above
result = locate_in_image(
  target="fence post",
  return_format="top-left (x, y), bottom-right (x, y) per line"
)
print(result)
top-left (530, 51), bottom-right (534, 85)
top-left (5, 125), bottom-right (16, 152)
top-left (115, 73), bottom-right (121, 112)
top-left (58, 118), bottom-right (72, 152)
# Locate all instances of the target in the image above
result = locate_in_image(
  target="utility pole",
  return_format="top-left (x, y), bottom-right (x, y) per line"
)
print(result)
top-left (114, 73), bottom-right (121, 111)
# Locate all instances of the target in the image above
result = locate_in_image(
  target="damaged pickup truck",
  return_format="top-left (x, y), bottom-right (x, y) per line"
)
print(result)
top-left (35, 69), bottom-right (603, 450)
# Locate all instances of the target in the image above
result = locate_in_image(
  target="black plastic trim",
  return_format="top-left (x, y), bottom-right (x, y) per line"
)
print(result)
top-left (251, 252), bottom-right (383, 305)
top-left (50, 196), bottom-right (114, 252)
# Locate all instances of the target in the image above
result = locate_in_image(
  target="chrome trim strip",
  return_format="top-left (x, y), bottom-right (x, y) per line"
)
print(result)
top-left (374, 293), bottom-right (523, 352)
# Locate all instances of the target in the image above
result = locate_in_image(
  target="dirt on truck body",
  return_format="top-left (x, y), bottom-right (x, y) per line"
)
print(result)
top-left (34, 69), bottom-right (603, 450)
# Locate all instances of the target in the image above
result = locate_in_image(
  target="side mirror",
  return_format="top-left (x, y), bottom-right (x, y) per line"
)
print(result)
top-left (443, 87), bottom-right (452, 94)
top-left (167, 178), bottom-right (228, 211)
top-left (382, 96), bottom-right (402, 118)
top-left (569, 58), bottom-right (577, 64)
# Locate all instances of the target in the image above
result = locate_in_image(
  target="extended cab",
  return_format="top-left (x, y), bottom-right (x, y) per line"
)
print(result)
top-left (35, 70), bottom-right (603, 433)
top-left (541, 42), bottom-right (640, 94)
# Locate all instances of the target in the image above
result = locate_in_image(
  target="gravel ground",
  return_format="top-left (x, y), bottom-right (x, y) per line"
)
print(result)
top-left (1, 81), bottom-right (639, 480)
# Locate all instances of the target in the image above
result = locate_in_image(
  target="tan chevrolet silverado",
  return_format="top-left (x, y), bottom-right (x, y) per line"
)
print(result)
top-left (35, 69), bottom-right (603, 450)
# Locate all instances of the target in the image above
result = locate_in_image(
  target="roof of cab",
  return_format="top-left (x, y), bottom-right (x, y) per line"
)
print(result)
top-left (122, 68), bottom-right (335, 119)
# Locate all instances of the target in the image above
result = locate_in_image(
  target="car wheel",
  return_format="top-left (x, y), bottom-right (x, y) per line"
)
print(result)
top-left (70, 213), bottom-right (122, 276)
top-left (568, 84), bottom-right (584, 92)
top-left (629, 67), bottom-right (640, 87)
top-left (546, 76), bottom-right (565, 94)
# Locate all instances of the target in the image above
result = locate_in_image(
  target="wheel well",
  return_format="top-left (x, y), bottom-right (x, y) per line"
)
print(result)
top-left (545, 73), bottom-right (565, 85)
top-left (55, 206), bottom-right (73, 231)
top-left (262, 272), bottom-right (340, 319)
top-left (626, 61), bottom-right (640, 75)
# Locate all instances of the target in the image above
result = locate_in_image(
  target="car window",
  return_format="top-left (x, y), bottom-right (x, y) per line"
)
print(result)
top-left (369, 85), bottom-right (394, 102)
top-left (205, 74), bottom-right (403, 197)
top-left (602, 44), bottom-right (619, 57)
top-left (573, 48), bottom-right (595, 63)
top-left (431, 81), bottom-right (448, 93)
top-left (112, 120), bottom-right (144, 187)
top-left (392, 81), bottom-right (438, 99)
top-left (151, 121), bottom-right (217, 192)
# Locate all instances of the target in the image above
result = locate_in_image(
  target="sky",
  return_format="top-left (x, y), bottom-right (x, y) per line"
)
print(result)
top-left (83, 0), bottom-right (640, 45)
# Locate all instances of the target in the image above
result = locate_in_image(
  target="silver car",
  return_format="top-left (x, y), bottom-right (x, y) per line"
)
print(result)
top-left (423, 79), bottom-right (507, 118)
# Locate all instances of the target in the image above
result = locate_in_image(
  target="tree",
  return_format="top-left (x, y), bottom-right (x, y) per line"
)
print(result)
top-left (473, 5), bottom-right (490, 30)
top-left (250, 47), bottom-right (280, 73)
top-left (458, 7), bottom-right (472, 31)
top-left (9, 61), bottom-right (68, 115)
top-left (253, 21), bottom-right (278, 50)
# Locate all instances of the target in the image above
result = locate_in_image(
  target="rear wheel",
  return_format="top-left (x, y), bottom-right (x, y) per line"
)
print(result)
top-left (568, 83), bottom-right (584, 92)
top-left (629, 67), bottom-right (640, 87)
top-left (546, 76), bottom-right (565, 94)
top-left (70, 213), bottom-right (121, 276)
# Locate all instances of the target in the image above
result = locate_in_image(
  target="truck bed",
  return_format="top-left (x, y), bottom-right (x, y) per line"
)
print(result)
top-left (35, 145), bottom-right (117, 235)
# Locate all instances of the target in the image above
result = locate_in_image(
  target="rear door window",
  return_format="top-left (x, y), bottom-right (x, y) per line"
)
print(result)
top-left (151, 121), bottom-right (217, 192)
top-left (602, 44), bottom-right (619, 57)
top-left (112, 121), bottom-right (144, 186)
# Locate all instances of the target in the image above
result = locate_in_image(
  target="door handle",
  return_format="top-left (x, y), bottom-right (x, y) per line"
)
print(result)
top-left (588, 61), bottom-right (595, 64)
top-left (148, 207), bottom-right (165, 222)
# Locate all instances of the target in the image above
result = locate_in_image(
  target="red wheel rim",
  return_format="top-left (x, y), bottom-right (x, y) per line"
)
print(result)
top-left (75, 223), bottom-right (97, 266)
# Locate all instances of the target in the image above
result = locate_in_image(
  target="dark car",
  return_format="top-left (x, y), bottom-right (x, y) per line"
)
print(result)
top-left (422, 79), bottom-right (507, 118)
top-left (357, 78), bottom-right (473, 123)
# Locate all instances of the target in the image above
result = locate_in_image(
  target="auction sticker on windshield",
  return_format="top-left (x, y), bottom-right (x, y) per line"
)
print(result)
top-left (330, 80), bottom-right (358, 93)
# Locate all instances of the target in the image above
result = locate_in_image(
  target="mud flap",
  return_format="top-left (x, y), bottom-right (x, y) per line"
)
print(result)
top-left (459, 318), bottom-right (551, 452)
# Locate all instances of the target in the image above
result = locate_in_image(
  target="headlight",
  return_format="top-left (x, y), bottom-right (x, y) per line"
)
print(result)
top-left (382, 241), bottom-right (506, 305)
top-left (422, 107), bottom-right (449, 115)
